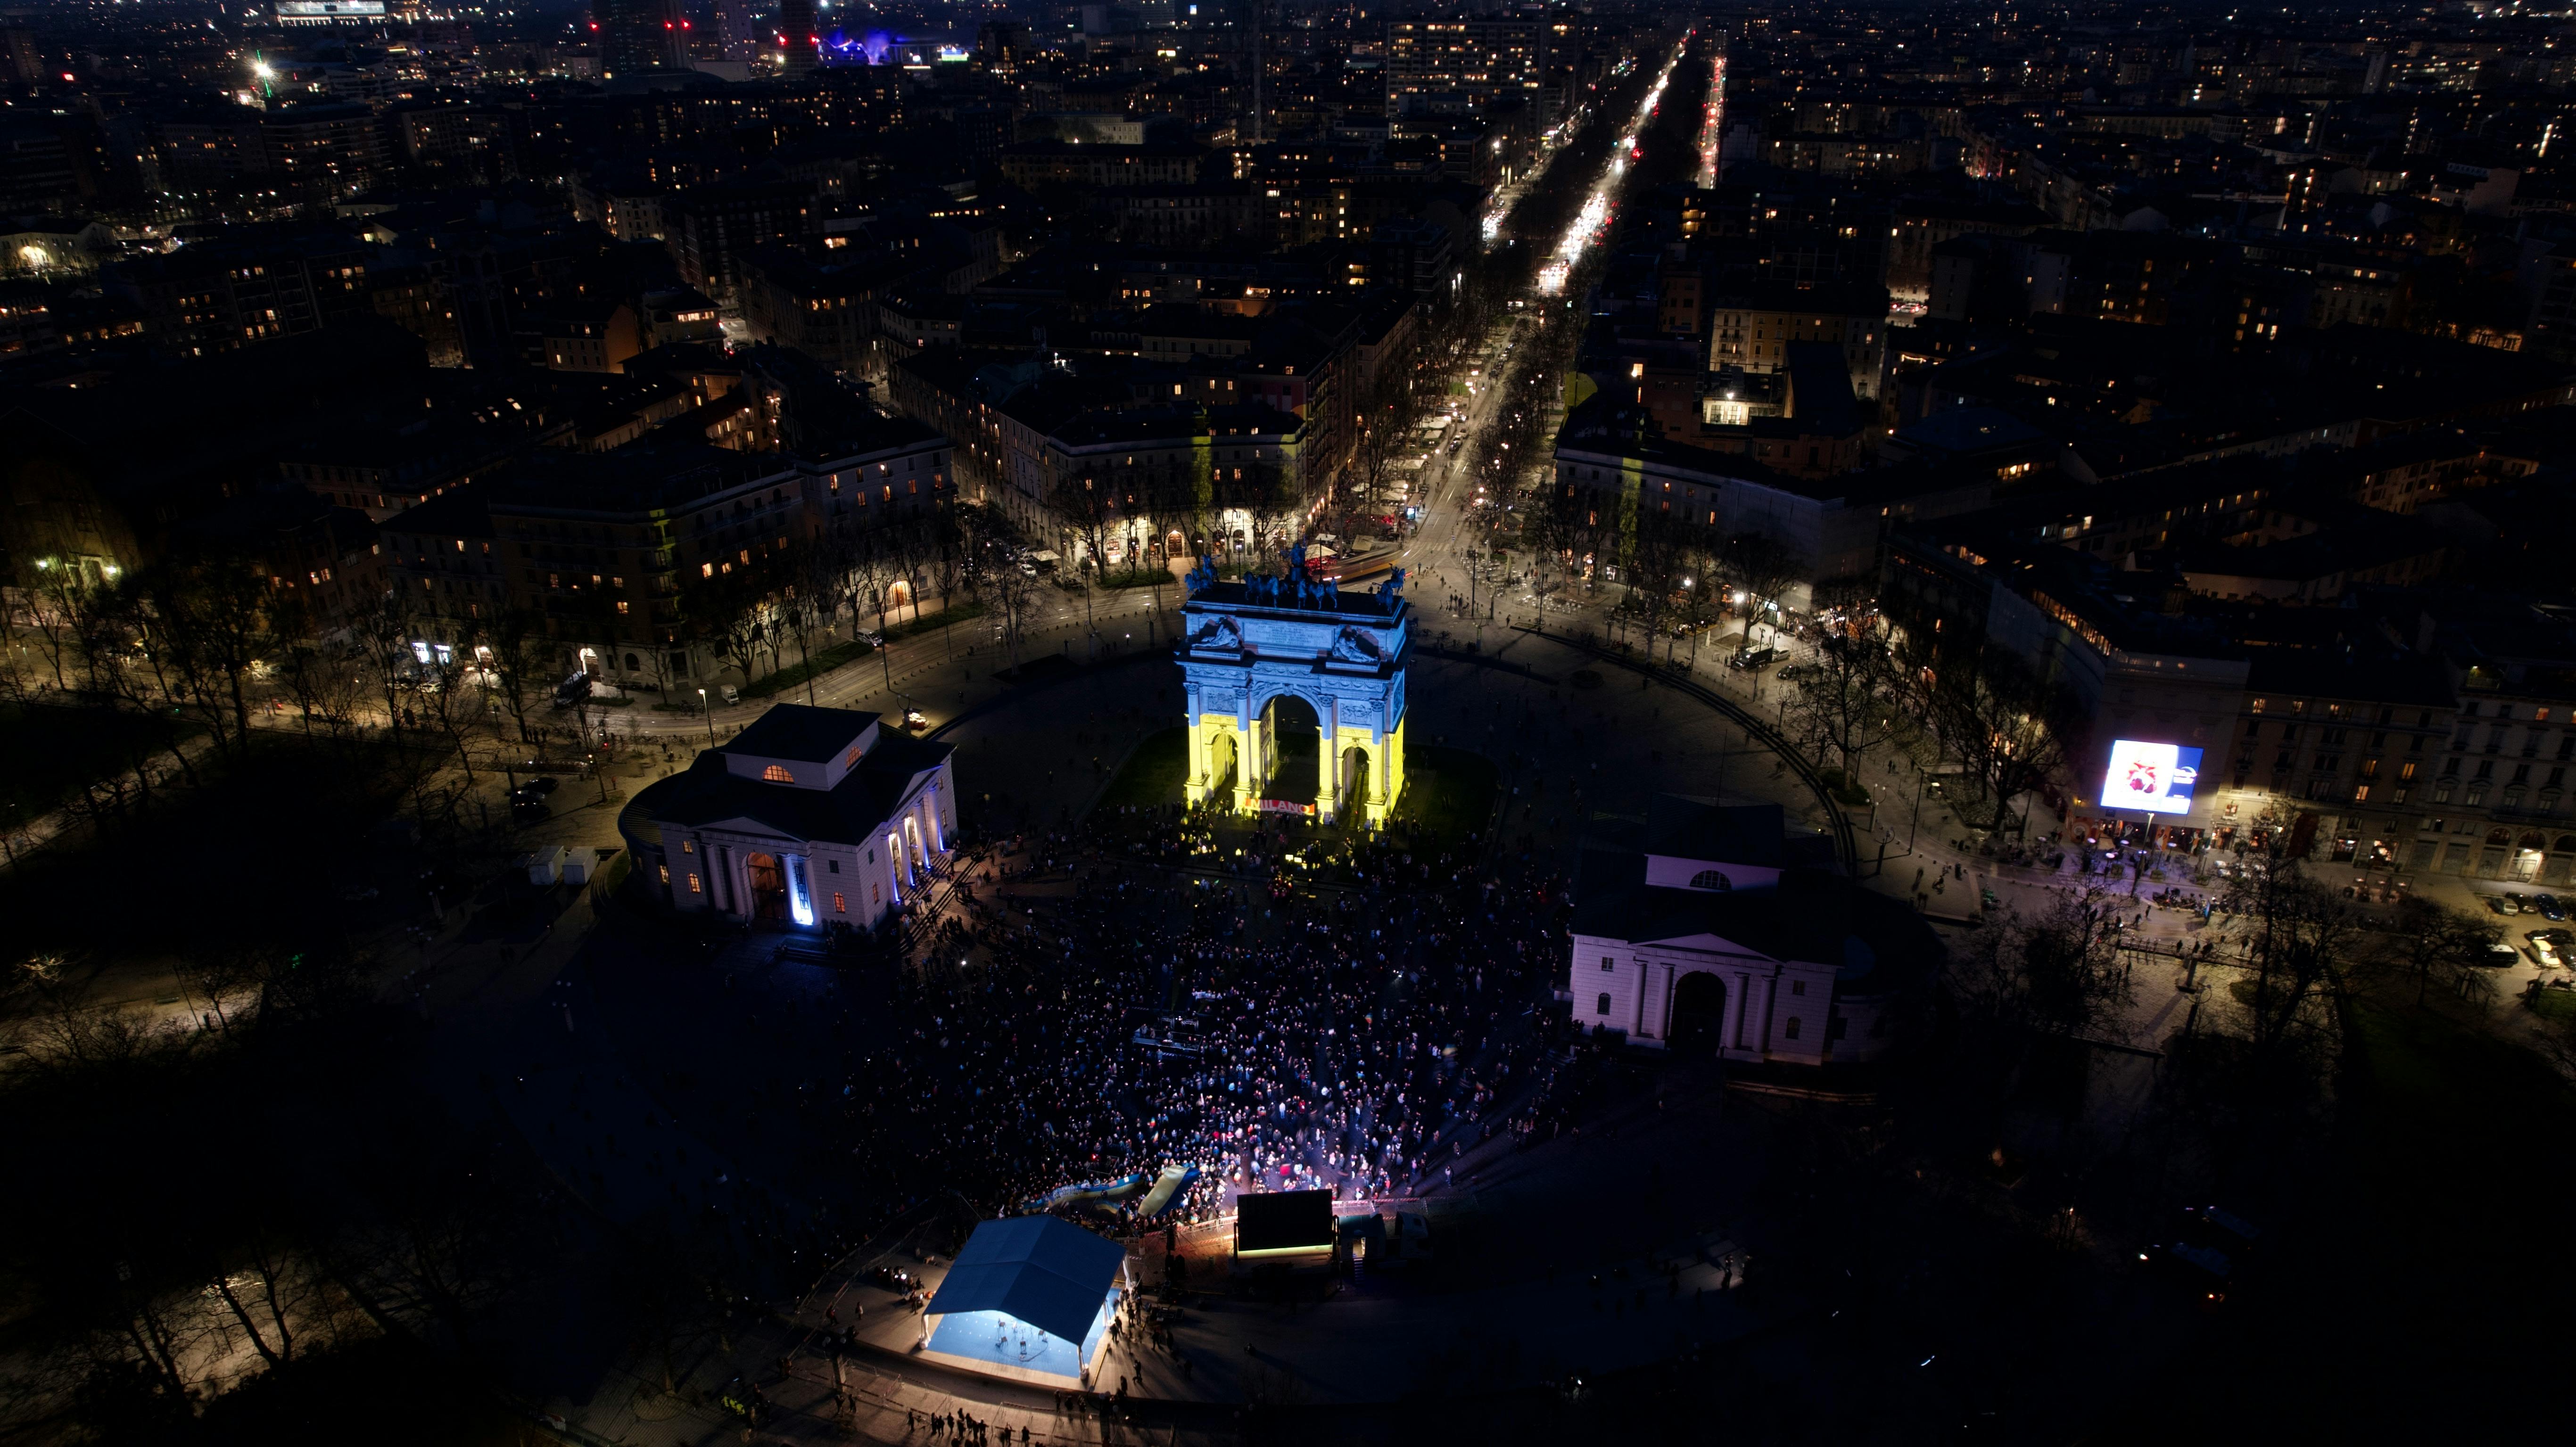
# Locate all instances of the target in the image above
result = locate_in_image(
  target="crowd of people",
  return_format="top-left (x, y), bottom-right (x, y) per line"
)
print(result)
top-left (831, 811), bottom-right (1590, 1233)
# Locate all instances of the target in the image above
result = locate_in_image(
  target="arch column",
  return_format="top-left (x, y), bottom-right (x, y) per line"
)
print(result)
top-left (1319, 694), bottom-right (1339, 822)
top-left (1185, 685), bottom-right (1205, 790)
top-left (1243, 682), bottom-right (1263, 803)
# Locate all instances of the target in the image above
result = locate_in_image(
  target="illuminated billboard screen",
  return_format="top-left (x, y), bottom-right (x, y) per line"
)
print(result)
top-left (2101, 740), bottom-right (2203, 816)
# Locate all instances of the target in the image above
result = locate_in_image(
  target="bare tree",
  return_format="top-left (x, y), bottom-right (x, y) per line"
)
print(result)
top-left (154, 555), bottom-right (281, 753)
top-left (347, 591), bottom-right (420, 735)
top-left (1924, 644), bottom-right (2074, 834)
top-left (2383, 896), bottom-right (2503, 1008)
top-left (1048, 467), bottom-right (1118, 636)
top-left (472, 607), bottom-right (554, 745)
top-left (1723, 532), bottom-right (1802, 649)
top-left (1940, 888), bottom-right (2138, 1113)
top-left (2217, 808), bottom-right (2374, 1084)
top-left (1786, 625), bottom-right (1892, 774)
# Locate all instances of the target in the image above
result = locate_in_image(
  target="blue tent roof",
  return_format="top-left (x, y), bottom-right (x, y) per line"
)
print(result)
top-left (925, 1217), bottom-right (1125, 1346)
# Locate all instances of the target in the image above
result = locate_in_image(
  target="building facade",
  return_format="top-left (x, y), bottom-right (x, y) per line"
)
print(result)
top-left (624, 704), bottom-right (957, 929)
top-left (1176, 564), bottom-right (1410, 827)
top-left (1568, 800), bottom-right (1930, 1062)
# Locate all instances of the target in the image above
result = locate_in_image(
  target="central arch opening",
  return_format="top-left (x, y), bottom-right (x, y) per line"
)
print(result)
top-left (1670, 970), bottom-right (1727, 1054)
top-left (1260, 694), bottom-right (1320, 807)
top-left (744, 852), bottom-right (788, 923)
top-left (1208, 730), bottom-right (1239, 795)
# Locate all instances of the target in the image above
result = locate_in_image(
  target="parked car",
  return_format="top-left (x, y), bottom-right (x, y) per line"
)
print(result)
top-left (2510, 936), bottom-right (2547, 967)
top-left (720, 684), bottom-right (741, 705)
top-left (2139, 1239), bottom-right (2233, 1305)
top-left (518, 775), bottom-right (559, 796)
top-left (2487, 894), bottom-right (2520, 915)
top-left (2178, 1205), bottom-right (2262, 1258)
top-left (1775, 663), bottom-right (1809, 682)
top-left (2535, 893), bottom-right (2567, 921)
top-left (1728, 646), bottom-right (1777, 671)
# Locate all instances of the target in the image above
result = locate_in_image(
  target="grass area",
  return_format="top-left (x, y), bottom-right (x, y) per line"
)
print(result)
top-left (1097, 567), bottom-right (1176, 592)
top-left (1816, 766), bottom-right (1874, 808)
top-left (1391, 744), bottom-right (1498, 849)
top-left (0, 729), bottom-right (428, 960)
top-left (2144, 1000), bottom-right (2576, 1438)
top-left (742, 637), bottom-right (873, 701)
top-left (1093, 727), bottom-right (1188, 813)
top-left (2527, 986), bottom-right (2576, 1022)
top-left (0, 701), bottom-right (199, 828)
top-left (883, 599), bottom-right (987, 642)
top-left (738, 603), bottom-right (992, 701)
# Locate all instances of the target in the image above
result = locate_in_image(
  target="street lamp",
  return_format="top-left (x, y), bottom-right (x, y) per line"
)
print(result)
top-left (1909, 758), bottom-right (1927, 852)
top-left (698, 687), bottom-right (714, 745)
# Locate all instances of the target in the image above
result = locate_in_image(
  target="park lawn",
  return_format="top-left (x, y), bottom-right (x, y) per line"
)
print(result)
top-left (739, 603), bottom-right (993, 700)
top-left (1095, 727), bottom-right (1188, 812)
top-left (0, 701), bottom-right (198, 827)
top-left (1392, 745), bottom-right (1498, 849)
top-left (2526, 986), bottom-right (2576, 1023)
top-left (883, 599), bottom-right (986, 641)
top-left (2147, 1000), bottom-right (2576, 1439)
top-left (1098, 567), bottom-right (1177, 592)
top-left (742, 637), bottom-right (873, 700)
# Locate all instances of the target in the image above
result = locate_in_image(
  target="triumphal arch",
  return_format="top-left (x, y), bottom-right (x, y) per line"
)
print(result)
top-left (1177, 551), bottom-right (1409, 827)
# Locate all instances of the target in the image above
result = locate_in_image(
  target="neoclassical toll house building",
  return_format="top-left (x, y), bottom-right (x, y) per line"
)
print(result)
top-left (622, 704), bottom-right (957, 928)
top-left (1569, 798), bottom-right (1937, 1063)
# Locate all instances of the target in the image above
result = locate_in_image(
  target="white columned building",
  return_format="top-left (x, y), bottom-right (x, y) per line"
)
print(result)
top-left (1566, 798), bottom-right (1934, 1064)
top-left (623, 704), bottom-right (957, 929)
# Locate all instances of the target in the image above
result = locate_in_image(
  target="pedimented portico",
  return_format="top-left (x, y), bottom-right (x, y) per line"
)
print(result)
top-left (1568, 798), bottom-right (1935, 1065)
top-left (621, 704), bottom-right (958, 930)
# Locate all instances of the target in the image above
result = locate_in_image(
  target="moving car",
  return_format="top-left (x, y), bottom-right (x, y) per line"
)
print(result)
top-left (1729, 646), bottom-right (1777, 670)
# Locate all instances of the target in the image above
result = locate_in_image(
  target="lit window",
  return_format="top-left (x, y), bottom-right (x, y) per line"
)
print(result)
top-left (681, 840), bottom-right (694, 854)
top-left (833, 892), bottom-right (848, 913)
top-left (763, 765), bottom-right (795, 783)
top-left (688, 873), bottom-right (702, 894)
top-left (658, 864), bottom-right (670, 885)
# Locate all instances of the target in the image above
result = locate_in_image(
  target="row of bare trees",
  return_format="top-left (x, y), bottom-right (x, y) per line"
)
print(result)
top-left (0, 943), bottom-right (567, 1427)
top-left (1935, 803), bottom-right (2516, 1157)
top-left (1767, 610), bottom-right (2079, 833)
